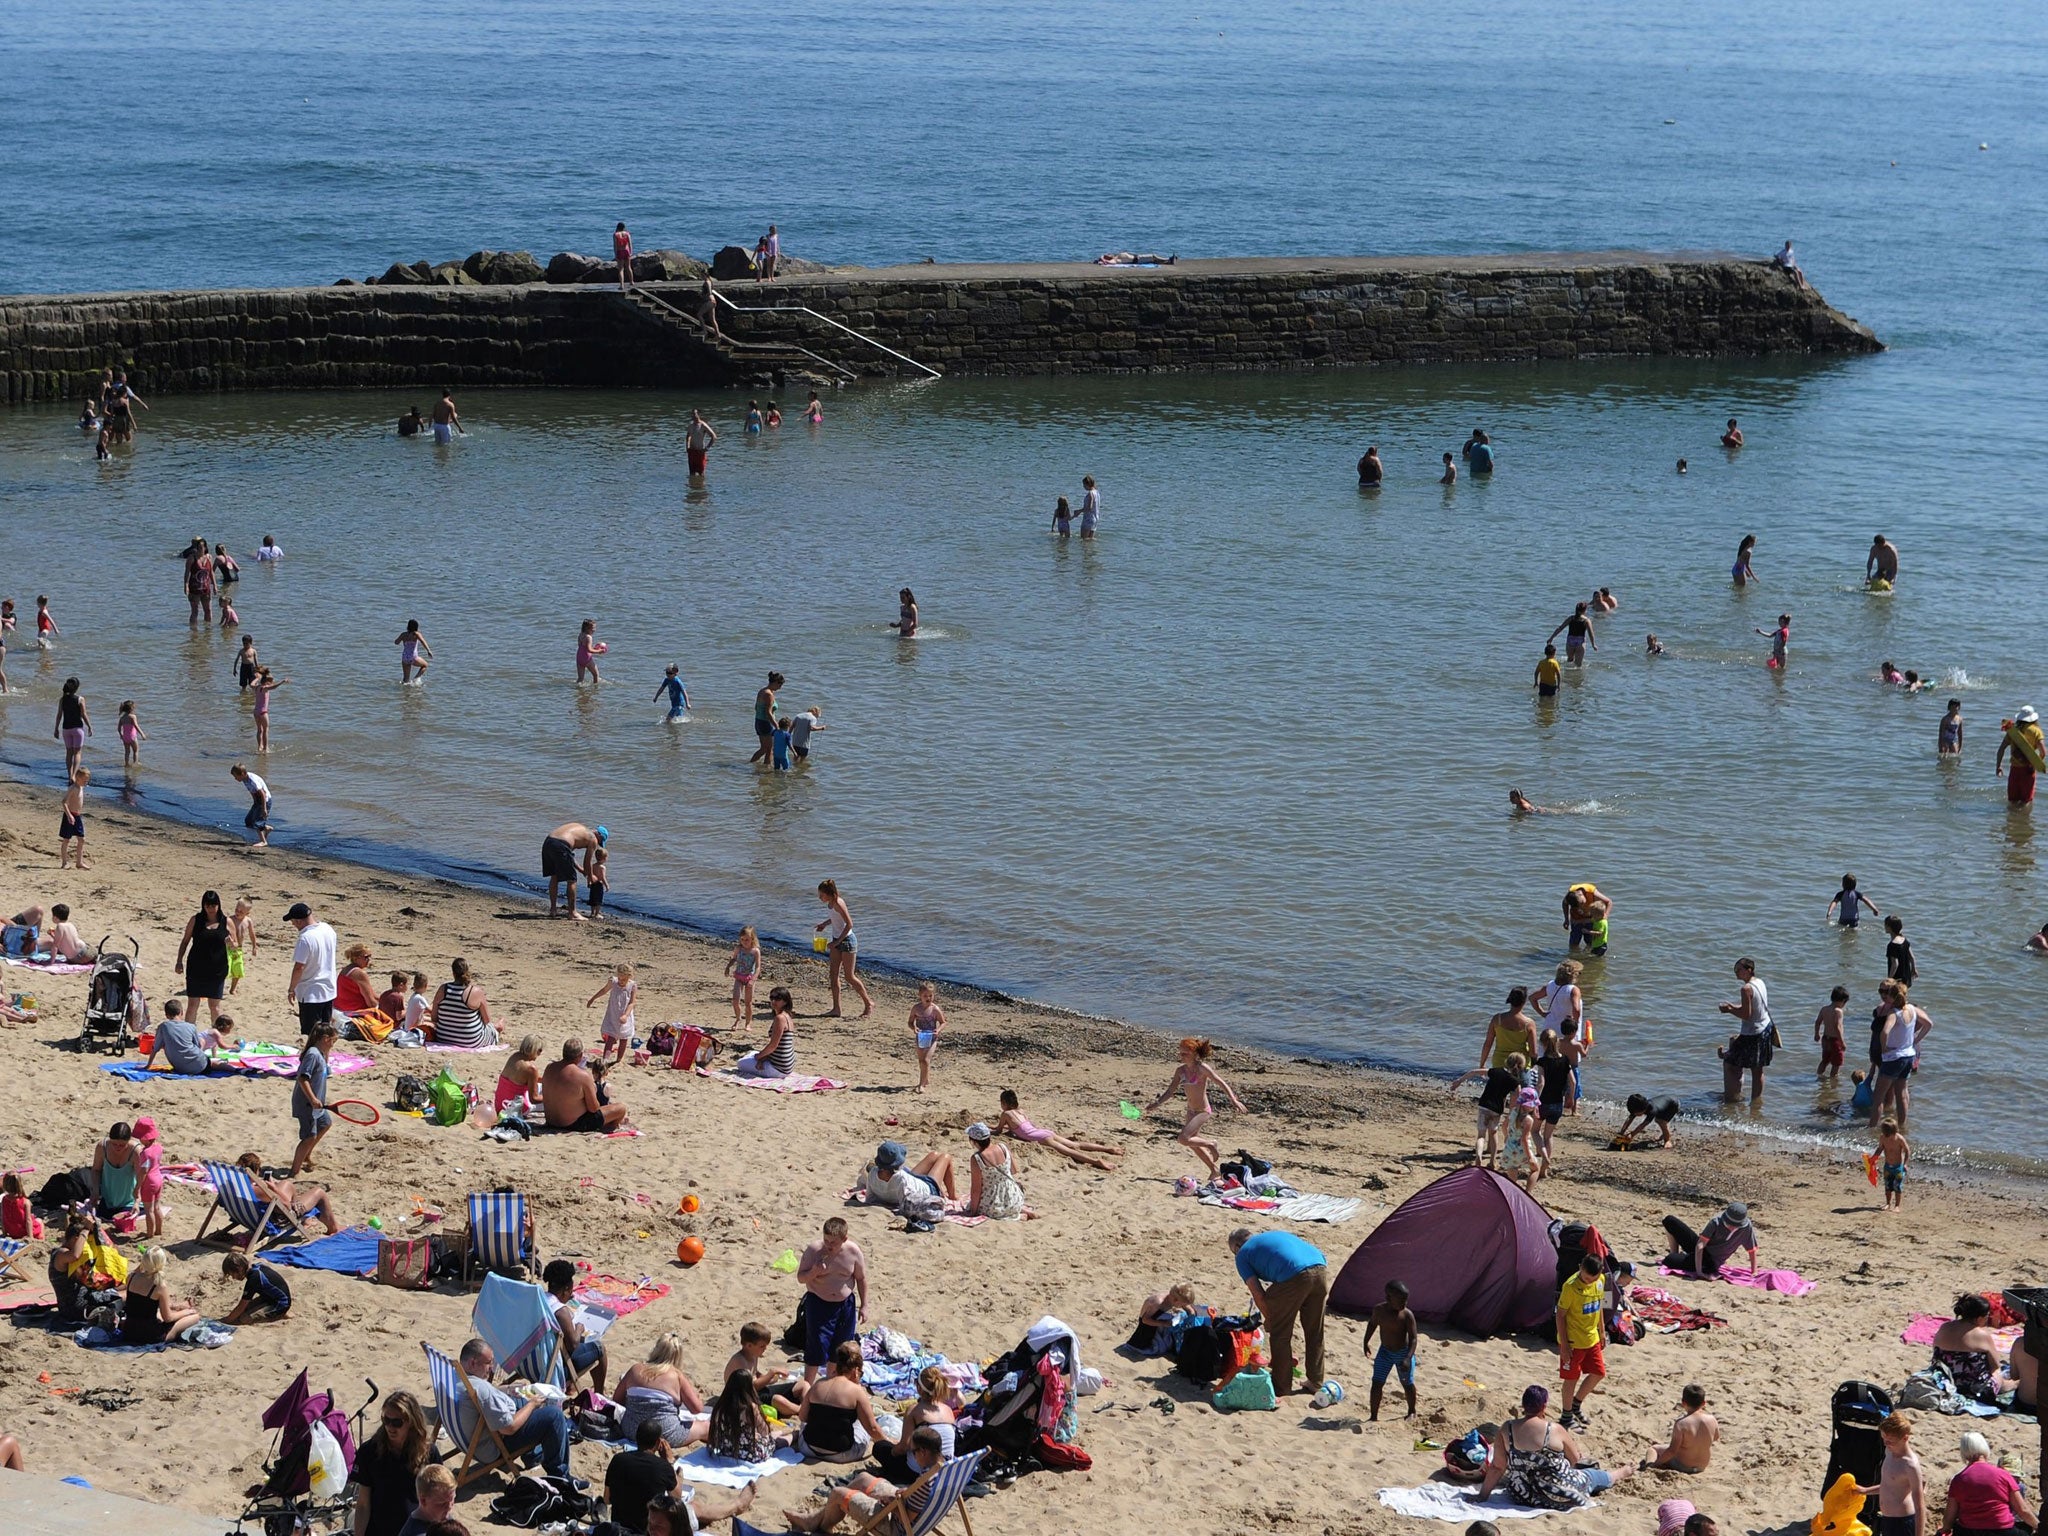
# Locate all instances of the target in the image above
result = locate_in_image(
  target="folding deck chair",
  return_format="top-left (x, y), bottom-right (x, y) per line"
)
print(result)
top-left (422, 1341), bottom-right (518, 1489)
top-left (194, 1160), bottom-right (308, 1250)
top-left (472, 1272), bottom-right (566, 1391)
top-left (738, 1449), bottom-right (983, 1536)
top-left (0, 1236), bottom-right (33, 1286)
top-left (462, 1191), bottom-right (530, 1288)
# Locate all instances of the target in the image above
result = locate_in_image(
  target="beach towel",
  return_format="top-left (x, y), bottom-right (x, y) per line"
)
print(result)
top-left (269, 1226), bottom-right (382, 1276)
top-left (697, 1069), bottom-right (845, 1094)
top-left (1659, 1264), bottom-right (1817, 1297)
top-left (0, 1286), bottom-right (57, 1311)
top-left (855, 1326), bottom-right (986, 1400)
top-left (838, 1188), bottom-right (987, 1228)
top-left (475, 1272), bottom-right (566, 1388)
top-left (1901, 1314), bottom-right (2025, 1350)
top-left (676, 1443), bottom-right (804, 1488)
top-left (75, 1321), bottom-right (235, 1352)
top-left (571, 1272), bottom-right (670, 1319)
top-left (101, 1046), bottom-right (372, 1083)
top-left (1628, 1286), bottom-right (1726, 1332)
top-left (1200, 1191), bottom-right (1364, 1224)
top-left (1377, 1485), bottom-right (1559, 1521)
top-left (2, 956), bottom-right (94, 974)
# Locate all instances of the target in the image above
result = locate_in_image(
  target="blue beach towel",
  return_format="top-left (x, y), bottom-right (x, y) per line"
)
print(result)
top-left (269, 1226), bottom-right (382, 1275)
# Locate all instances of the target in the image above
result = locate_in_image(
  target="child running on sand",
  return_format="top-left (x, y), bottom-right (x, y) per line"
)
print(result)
top-left (1361, 1279), bottom-right (1419, 1421)
top-left (995, 1088), bottom-right (1123, 1170)
top-left (251, 667), bottom-right (286, 751)
top-left (576, 620), bottom-right (606, 684)
top-left (1140, 1037), bottom-right (1246, 1179)
top-left (586, 962), bottom-right (637, 1066)
top-left (1815, 986), bottom-right (1849, 1079)
top-left (1875, 1118), bottom-right (1910, 1210)
top-left (906, 982), bottom-right (945, 1094)
top-left (1857, 1414), bottom-right (1924, 1536)
top-left (726, 926), bottom-right (761, 1031)
top-left (117, 701), bottom-right (146, 765)
top-left (655, 664), bottom-right (689, 720)
top-left (394, 621), bottom-right (432, 684)
top-left (59, 767), bottom-right (89, 869)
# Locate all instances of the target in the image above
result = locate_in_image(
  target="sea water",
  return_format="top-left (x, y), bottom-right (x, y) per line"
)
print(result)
top-left (1, 0), bottom-right (2045, 1162)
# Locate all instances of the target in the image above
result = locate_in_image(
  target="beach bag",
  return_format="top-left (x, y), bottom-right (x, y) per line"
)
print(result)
top-left (1898, 1367), bottom-right (1965, 1414)
top-left (1443, 1428), bottom-right (1490, 1478)
top-left (1035, 1433), bottom-right (1092, 1470)
top-left (1212, 1367), bottom-right (1278, 1412)
top-left (395, 1073), bottom-right (434, 1115)
top-left (669, 1026), bottom-right (707, 1070)
top-left (428, 1068), bottom-right (468, 1127)
top-left (376, 1234), bottom-right (436, 1291)
top-left (1227, 1327), bottom-right (1265, 1375)
top-left (646, 1024), bottom-right (677, 1058)
top-left (33, 1171), bottom-right (89, 1210)
top-left (349, 1008), bottom-right (397, 1044)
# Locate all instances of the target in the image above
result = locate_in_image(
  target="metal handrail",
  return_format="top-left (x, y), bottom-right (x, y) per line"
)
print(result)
top-left (623, 289), bottom-right (857, 381)
top-left (712, 291), bottom-right (942, 380)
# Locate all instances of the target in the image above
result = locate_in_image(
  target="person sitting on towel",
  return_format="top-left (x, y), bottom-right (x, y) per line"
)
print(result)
top-left (541, 1038), bottom-right (632, 1133)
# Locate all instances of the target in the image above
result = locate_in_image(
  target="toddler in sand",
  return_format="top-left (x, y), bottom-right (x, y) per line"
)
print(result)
top-left (587, 961), bottom-right (637, 1066)
top-left (1875, 1118), bottom-right (1910, 1210)
top-left (907, 982), bottom-right (945, 1093)
top-left (726, 926), bottom-right (762, 1031)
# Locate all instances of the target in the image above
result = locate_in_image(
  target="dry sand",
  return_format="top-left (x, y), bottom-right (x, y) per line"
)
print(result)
top-left (0, 774), bottom-right (2043, 1534)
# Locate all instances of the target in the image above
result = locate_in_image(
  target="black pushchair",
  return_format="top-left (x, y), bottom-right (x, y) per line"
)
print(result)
top-left (232, 1371), bottom-right (375, 1536)
top-left (1823, 1379), bottom-right (1893, 1522)
top-left (79, 935), bottom-right (142, 1054)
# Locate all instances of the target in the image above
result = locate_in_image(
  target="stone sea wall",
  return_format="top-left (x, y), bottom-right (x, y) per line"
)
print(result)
top-left (0, 254), bottom-right (1878, 402)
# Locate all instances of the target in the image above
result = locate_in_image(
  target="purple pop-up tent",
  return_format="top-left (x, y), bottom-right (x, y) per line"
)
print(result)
top-left (1330, 1167), bottom-right (1558, 1335)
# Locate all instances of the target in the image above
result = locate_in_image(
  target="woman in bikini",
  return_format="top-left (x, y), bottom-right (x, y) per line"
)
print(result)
top-left (1139, 1037), bottom-right (1245, 1178)
top-left (994, 1087), bottom-right (1123, 1170)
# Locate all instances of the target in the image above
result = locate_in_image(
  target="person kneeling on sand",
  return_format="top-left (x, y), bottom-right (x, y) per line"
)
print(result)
top-left (542, 1039), bottom-right (631, 1133)
top-left (1640, 1384), bottom-right (1720, 1472)
top-left (221, 1250), bottom-right (292, 1324)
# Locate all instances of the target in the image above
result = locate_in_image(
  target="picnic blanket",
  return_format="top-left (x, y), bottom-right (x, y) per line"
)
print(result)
top-left (2, 956), bottom-right (92, 974)
top-left (697, 1069), bottom-right (845, 1094)
top-left (75, 1321), bottom-right (235, 1352)
top-left (1377, 1485), bottom-right (1559, 1521)
top-left (676, 1443), bottom-right (804, 1487)
top-left (101, 1045), bottom-right (373, 1083)
top-left (571, 1272), bottom-right (671, 1318)
top-left (1199, 1191), bottom-right (1363, 1224)
top-left (1629, 1285), bottom-right (1726, 1332)
top-left (269, 1227), bottom-right (381, 1275)
top-left (1659, 1264), bottom-right (1817, 1297)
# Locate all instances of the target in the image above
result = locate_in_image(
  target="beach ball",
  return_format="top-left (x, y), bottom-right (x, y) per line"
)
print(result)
top-left (677, 1236), bottom-right (706, 1266)
top-left (1311, 1380), bottom-right (1346, 1409)
top-left (679, 1194), bottom-right (701, 1214)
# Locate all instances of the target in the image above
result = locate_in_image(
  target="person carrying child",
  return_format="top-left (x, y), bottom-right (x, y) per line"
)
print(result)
top-left (1360, 1279), bottom-right (1418, 1421)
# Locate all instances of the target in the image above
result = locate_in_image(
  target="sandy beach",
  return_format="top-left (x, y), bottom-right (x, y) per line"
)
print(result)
top-left (1, 772), bottom-right (2043, 1534)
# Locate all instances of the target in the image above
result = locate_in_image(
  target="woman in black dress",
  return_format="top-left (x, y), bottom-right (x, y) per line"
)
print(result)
top-left (174, 889), bottom-right (232, 1026)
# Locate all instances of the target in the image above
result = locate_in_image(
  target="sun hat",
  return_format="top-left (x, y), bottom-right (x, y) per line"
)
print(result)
top-left (132, 1116), bottom-right (158, 1145)
top-left (965, 1123), bottom-right (992, 1144)
top-left (2018, 706), bottom-right (2040, 724)
top-left (876, 1141), bottom-right (907, 1172)
top-left (1722, 1200), bottom-right (1749, 1221)
top-left (1658, 1500), bottom-right (1698, 1536)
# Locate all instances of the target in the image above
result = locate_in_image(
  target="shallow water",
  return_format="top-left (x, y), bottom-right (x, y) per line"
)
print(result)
top-left (2, 0), bottom-right (2047, 1162)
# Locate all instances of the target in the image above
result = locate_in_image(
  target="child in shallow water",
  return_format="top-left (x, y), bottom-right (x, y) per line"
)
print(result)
top-left (117, 700), bottom-right (146, 765)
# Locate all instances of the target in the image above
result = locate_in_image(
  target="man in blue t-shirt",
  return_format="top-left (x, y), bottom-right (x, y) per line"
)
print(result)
top-left (1229, 1228), bottom-right (1328, 1397)
top-left (1463, 428), bottom-right (1494, 474)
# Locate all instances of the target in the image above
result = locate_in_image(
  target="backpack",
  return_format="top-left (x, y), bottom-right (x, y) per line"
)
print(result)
top-left (33, 1171), bottom-right (89, 1210)
top-left (427, 1067), bottom-right (468, 1127)
top-left (489, 1473), bottom-right (594, 1529)
top-left (395, 1074), bottom-right (434, 1115)
top-left (1219, 1150), bottom-right (1274, 1185)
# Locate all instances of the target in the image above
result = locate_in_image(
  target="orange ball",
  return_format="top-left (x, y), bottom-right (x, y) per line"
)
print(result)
top-left (677, 1235), bottom-right (706, 1266)
top-left (679, 1194), bottom-right (701, 1214)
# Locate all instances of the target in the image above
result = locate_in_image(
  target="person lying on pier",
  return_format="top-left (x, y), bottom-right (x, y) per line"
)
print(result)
top-left (1094, 252), bottom-right (1178, 265)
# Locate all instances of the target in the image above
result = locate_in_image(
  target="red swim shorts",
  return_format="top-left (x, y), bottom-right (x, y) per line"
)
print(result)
top-left (1560, 1343), bottom-right (1606, 1381)
top-left (1820, 1036), bottom-right (1846, 1068)
top-left (687, 446), bottom-right (708, 475)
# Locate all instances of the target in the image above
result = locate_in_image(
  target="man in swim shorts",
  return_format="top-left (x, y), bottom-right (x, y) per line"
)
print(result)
top-left (430, 390), bottom-right (462, 444)
top-left (1867, 534), bottom-right (1900, 586)
top-left (796, 1217), bottom-right (867, 1385)
top-left (541, 1039), bottom-right (631, 1133)
top-left (685, 409), bottom-right (717, 476)
top-left (542, 822), bottom-right (605, 920)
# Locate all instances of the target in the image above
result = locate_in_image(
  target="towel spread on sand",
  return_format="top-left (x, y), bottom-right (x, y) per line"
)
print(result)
top-left (1200, 1192), bottom-right (1363, 1224)
top-left (697, 1069), bottom-right (845, 1093)
top-left (1900, 1313), bottom-right (2024, 1350)
top-left (1377, 1485), bottom-right (1559, 1520)
top-left (676, 1443), bottom-right (805, 1487)
top-left (269, 1227), bottom-right (382, 1275)
top-left (1628, 1286), bottom-right (1726, 1332)
top-left (75, 1321), bottom-right (235, 1352)
top-left (840, 1188), bottom-right (987, 1227)
top-left (101, 1046), bottom-right (373, 1083)
top-left (1659, 1264), bottom-right (1817, 1296)
top-left (572, 1272), bottom-right (671, 1318)
top-left (0, 1286), bottom-right (58, 1311)
top-left (3, 956), bottom-right (94, 973)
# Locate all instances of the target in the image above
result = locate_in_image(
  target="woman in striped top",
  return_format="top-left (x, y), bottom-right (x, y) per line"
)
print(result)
top-left (426, 957), bottom-right (499, 1049)
top-left (733, 987), bottom-right (797, 1078)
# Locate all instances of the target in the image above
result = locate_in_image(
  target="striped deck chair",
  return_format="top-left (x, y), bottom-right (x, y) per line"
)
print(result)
top-left (193, 1161), bottom-right (306, 1250)
top-left (462, 1192), bottom-right (530, 1288)
top-left (472, 1272), bottom-right (565, 1391)
top-left (836, 1448), bottom-right (984, 1536)
top-left (422, 1341), bottom-right (516, 1488)
top-left (0, 1236), bottom-right (32, 1286)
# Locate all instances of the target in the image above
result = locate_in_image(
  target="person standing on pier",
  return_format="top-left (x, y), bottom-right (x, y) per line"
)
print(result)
top-left (614, 222), bottom-right (636, 291)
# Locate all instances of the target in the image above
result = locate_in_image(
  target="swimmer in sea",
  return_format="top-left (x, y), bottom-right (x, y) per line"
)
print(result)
top-left (1358, 445), bottom-right (1384, 486)
top-left (655, 664), bottom-right (689, 720)
top-left (251, 667), bottom-right (286, 752)
top-left (1757, 612), bottom-right (1790, 668)
top-left (1676, 458), bottom-right (1688, 474)
top-left (744, 400), bottom-right (763, 434)
top-left (1440, 452), bottom-right (1457, 486)
top-left (1721, 417), bottom-right (1743, 448)
top-left (1880, 660), bottom-right (1905, 686)
top-left (576, 620), bottom-right (607, 684)
top-left (1534, 644), bottom-right (1562, 698)
top-left (1052, 496), bottom-right (1072, 537)
top-left (1868, 534), bottom-right (1900, 587)
top-left (1548, 603), bottom-right (1598, 665)
top-left (1509, 789), bottom-right (1552, 816)
top-left (1938, 699), bottom-right (1964, 756)
top-left (805, 392), bottom-right (823, 424)
top-left (1732, 534), bottom-right (1759, 586)
top-left (1591, 587), bottom-right (1617, 612)
top-left (2027, 922), bottom-right (2048, 953)
top-left (393, 620), bottom-right (433, 684)
top-left (1646, 634), bottom-right (1664, 655)
top-left (1078, 475), bottom-right (1101, 538)
top-left (889, 588), bottom-right (919, 638)
top-left (234, 634), bottom-right (259, 692)
top-left (1139, 1037), bottom-right (1245, 1179)
top-left (765, 403), bottom-right (782, 429)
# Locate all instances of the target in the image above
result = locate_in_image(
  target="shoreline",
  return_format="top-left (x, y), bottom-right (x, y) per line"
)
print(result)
top-left (3, 766), bottom-right (2037, 1197)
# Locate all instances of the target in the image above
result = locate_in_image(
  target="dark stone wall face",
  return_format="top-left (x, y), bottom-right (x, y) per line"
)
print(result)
top-left (0, 260), bottom-right (1877, 401)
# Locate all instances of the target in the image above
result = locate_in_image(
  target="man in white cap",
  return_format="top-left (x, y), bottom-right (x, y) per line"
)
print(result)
top-left (1997, 706), bottom-right (2043, 808)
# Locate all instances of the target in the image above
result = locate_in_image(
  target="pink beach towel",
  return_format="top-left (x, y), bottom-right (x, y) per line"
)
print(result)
top-left (2, 957), bottom-right (94, 974)
top-left (1660, 1264), bottom-right (1817, 1296)
top-left (573, 1271), bottom-right (671, 1317)
top-left (698, 1069), bottom-right (845, 1094)
top-left (1901, 1314), bottom-right (2023, 1349)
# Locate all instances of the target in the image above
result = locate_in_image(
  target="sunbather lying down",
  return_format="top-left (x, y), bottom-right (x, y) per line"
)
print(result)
top-left (1095, 252), bottom-right (1178, 265)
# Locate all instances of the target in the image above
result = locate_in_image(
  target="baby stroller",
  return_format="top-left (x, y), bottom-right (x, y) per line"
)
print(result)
top-left (1823, 1379), bottom-right (1893, 1523)
top-left (232, 1370), bottom-right (374, 1536)
top-left (79, 935), bottom-right (142, 1055)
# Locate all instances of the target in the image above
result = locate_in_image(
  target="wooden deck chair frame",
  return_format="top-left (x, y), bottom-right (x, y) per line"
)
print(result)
top-left (0, 1237), bottom-right (33, 1286)
top-left (462, 1191), bottom-right (529, 1290)
top-left (193, 1161), bottom-right (308, 1251)
top-left (423, 1342), bottom-right (518, 1490)
top-left (849, 1447), bottom-right (982, 1536)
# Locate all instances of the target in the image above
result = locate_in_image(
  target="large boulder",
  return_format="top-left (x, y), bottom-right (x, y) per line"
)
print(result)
top-left (710, 245), bottom-right (758, 281)
top-left (634, 248), bottom-right (705, 282)
top-left (482, 249), bottom-right (545, 285)
top-left (460, 250), bottom-right (496, 281)
top-left (429, 262), bottom-right (481, 286)
top-left (374, 262), bottom-right (430, 286)
top-left (546, 251), bottom-right (607, 284)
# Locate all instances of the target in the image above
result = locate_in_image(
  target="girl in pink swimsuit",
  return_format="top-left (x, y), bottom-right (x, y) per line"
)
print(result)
top-left (577, 620), bottom-right (608, 684)
top-left (252, 668), bottom-right (287, 751)
top-left (995, 1088), bottom-right (1124, 1171)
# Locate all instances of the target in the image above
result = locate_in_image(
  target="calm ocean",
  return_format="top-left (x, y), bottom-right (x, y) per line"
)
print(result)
top-left (2, 1), bottom-right (2045, 1162)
